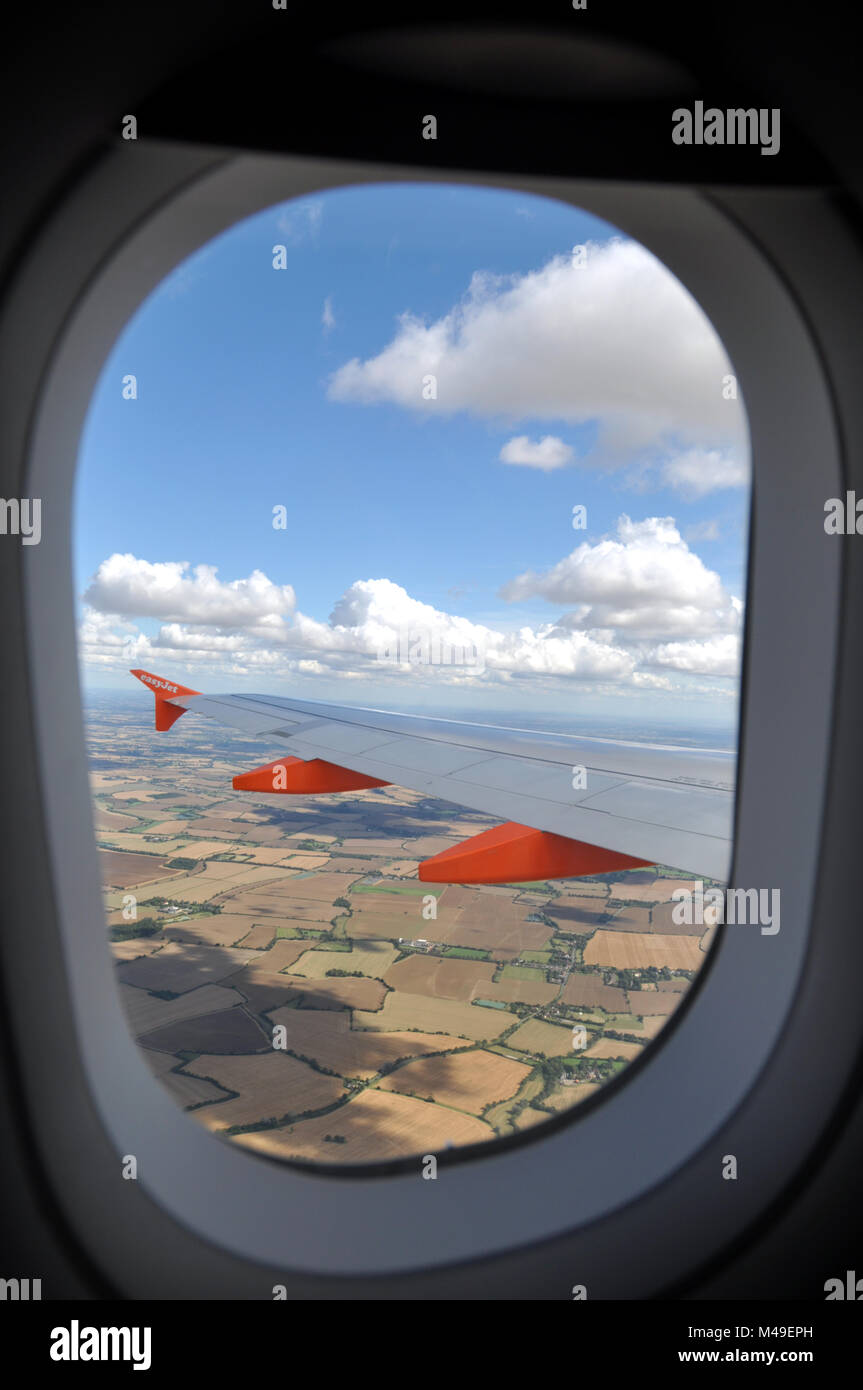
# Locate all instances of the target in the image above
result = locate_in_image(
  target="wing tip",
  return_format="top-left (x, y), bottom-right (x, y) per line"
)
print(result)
top-left (130, 668), bottom-right (200, 731)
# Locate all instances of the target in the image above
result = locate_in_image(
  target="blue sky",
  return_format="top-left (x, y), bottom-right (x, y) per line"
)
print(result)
top-left (75, 182), bottom-right (750, 733)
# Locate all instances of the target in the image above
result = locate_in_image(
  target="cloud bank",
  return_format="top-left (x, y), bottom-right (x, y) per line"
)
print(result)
top-left (81, 518), bottom-right (742, 697)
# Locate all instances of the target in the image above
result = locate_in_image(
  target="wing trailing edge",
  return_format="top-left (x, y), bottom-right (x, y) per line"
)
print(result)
top-left (124, 668), bottom-right (731, 883)
top-left (233, 756), bottom-right (389, 794)
top-left (418, 821), bottom-right (651, 885)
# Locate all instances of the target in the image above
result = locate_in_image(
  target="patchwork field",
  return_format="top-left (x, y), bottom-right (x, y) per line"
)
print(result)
top-left (110, 936), bottom-right (165, 961)
top-left (603, 906), bottom-right (653, 933)
top-left (189, 1052), bottom-right (347, 1128)
top-left (233, 1089), bottom-right (493, 1162)
top-left (354, 991), bottom-right (516, 1040)
top-left (140, 1007), bottom-right (269, 1055)
top-left (477, 977), bottom-right (557, 1006)
top-left (583, 930), bottom-right (704, 971)
top-left (546, 900), bottom-right (610, 930)
top-left (161, 913), bottom-right (264, 947)
top-left (543, 1082), bottom-right (601, 1110)
top-left (378, 1049), bottom-right (530, 1113)
top-left (508, 1019), bottom-right (585, 1057)
top-left (118, 982), bottom-right (246, 1034)
top-left (99, 850), bottom-right (179, 887)
top-left (265, 1005), bottom-right (469, 1078)
top-left (117, 942), bottom-right (258, 993)
top-left (347, 896), bottom-right (445, 939)
top-left (585, 1037), bottom-right (645, 1061)
top-left (291, 940), bottom-right (398, 979)
top-left (88, 697), bottom-right (720, 1166)
top-left (384, 954), bottom-right (497, 1002)
top-left (561, 973), bottom-right (630, 1011)
top-left (625, 989), bottom-right (680, 1016)
top-left (279, 973), bottom-right (388, 1012)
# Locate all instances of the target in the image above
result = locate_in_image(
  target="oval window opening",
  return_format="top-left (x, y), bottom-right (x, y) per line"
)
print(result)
top-left (74, 180), bottom-right (750, 1168)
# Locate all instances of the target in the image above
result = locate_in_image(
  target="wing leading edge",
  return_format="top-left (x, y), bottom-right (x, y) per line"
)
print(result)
top-left (130, 669), bottom-right (735, 883)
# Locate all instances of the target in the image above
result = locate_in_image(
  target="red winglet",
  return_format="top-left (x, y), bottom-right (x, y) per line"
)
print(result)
top-left (233, 756), bottom-right (389, 794)
top-left (130, 668), bottom-right (200, 731)
top-left (418, 820), bottom-right (651, 885)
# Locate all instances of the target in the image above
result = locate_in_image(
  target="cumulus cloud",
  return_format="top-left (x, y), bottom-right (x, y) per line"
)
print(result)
top-left (327, 238), bottom-right (747, 477)
top-left (659, 448), bottom-right (749, 497)
top-left (648, 634), bottom-right (741, 677)
top-left (79, 571), bottom-right (635, 687)
top-left (498, 435), bottom-right (574, 471)
top-left (499, 516), bottom-right (740, 639)
top-left (80, 520), bottom-right (743, 692)
top-left (299, 577), bottom-right (634, 680)
top-left (84, 554), bottom-right (296, 629)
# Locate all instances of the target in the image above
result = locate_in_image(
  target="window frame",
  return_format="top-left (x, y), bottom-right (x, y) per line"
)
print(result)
top-left (10, 144), bottom-right (843, 1284)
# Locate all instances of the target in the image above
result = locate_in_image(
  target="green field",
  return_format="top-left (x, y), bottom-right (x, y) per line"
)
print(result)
top-left (442, 946), bottom-right (490, 960)
top-left (521, 950), bottom-right (552, 964)
top-left (498, 964), bottom-right (547, 982)
top-left (603, 1013), bottom-right (645, 1033)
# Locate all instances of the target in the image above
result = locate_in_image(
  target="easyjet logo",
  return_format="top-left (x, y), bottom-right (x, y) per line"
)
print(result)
top-left (141, 674), bottom-right (179, 694)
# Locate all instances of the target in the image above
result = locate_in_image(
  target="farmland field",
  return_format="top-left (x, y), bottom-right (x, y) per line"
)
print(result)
top-left (99, 849), bottom-right (179, 887)
top-left (291, 940), bottom-right (398, 979)
top-left (189, 1052), bottom-right (347, 1128)
top-left (354, 990), bottom-right (516, 1040)
top-left (87, 696), bottom-right (721, 1165)
top-left (378, 1049), bottom-right (530, 1114)
top-left (265, 1005), bottom-right (470, 1078)
top-left (583, 930), bottom-right (704, 971)
top-left (233, 1089), bottom-right (493, 1162)
top-left (509, 1019), bottom-right (587, 1057)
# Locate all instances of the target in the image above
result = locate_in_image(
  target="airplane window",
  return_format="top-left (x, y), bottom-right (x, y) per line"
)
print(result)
top-left (73, 182), bottom-right (750, 1168)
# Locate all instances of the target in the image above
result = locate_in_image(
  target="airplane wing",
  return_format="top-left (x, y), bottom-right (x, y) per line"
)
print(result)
top-left (130, 669), bottom-right (735, 883)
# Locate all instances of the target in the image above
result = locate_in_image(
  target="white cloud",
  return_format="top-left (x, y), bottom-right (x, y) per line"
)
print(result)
top-left (275, 198), bottom-right (323, 244)
top-left (79, 574), bottom-right (635, 687)
top-left (313, 577), bottom-right (634, 680)
top-left (84, 554), bottom-right (296, 628)
top-left (327, 238), bottom-right (747, 476)
top-left (322, 296), bottom-right (335, 332)
top-left (685, 519), bottom-right (721, 542)
top-left (648, 634), bottom-right (741, 677)
top-left (500, 515), bottom-right (740, 640)
top-left (80, 520), bottom-right (743, 691)
top-left (659, 448), bottom-right (749, 497)
top-left (499, 435), bottom-right (574, 471)
top-left (632, 671), bottom-right (674, 690)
